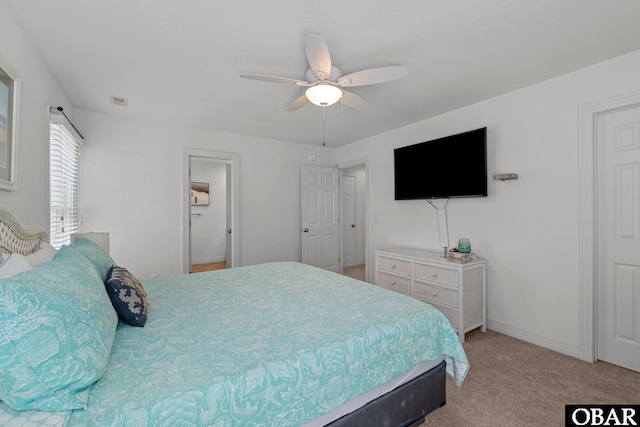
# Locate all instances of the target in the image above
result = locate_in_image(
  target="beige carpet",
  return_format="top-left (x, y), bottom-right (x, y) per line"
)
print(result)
top-left (343, 264), bottom-right (365, 281)
top-left (421, 329), bottom-right (640, 426)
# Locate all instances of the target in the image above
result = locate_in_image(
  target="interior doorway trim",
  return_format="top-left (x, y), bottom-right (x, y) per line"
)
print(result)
top-left (182, 148), bottom-right (240, 274)
top-left (336, 157), bottom-right (369, 282)
top-left (578, 89), bottom-right (640, 363)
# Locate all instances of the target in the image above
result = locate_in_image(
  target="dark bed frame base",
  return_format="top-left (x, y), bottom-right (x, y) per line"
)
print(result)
top-left (325, 360), bottom-right (447, 427)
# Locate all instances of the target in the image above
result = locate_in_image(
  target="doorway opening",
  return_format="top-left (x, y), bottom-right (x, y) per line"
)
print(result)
top-left (182, 149), bottom-right (239, 274)
top-left (190, 159), bottom-right (229, 273)
top-left (338, 158), bottom-right (369, 283)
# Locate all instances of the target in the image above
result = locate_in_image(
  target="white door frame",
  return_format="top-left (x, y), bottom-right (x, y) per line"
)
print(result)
top-left (578, 89), bottom-right (640, 362)
top-left (337, 157), bottom-right (369, 282)
top-left (182, 148), bottom-right (240, 273)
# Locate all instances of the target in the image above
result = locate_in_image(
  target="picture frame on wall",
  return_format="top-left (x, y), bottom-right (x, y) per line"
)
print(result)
top-left (0, 57), bottom-right (19, 191)
top-left (191, 181), bottom-right (210, 206)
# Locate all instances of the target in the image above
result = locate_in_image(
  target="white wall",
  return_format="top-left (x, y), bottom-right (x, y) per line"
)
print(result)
top-left (0, 3), bottom-right (73, 225)
top-left (190, 159), bottom-right (227, 264)
top-left (75, 109), bottom-right (334, 279)
top-left (335, 49), bottom-right (640, 357)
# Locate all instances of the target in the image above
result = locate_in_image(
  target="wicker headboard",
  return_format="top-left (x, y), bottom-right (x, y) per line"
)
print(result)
top-left (0, 205), bottom-right (48, 255)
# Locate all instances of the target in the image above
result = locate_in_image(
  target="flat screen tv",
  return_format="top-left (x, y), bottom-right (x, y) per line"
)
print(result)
top-left (394, 127), bottom-right (487, 200)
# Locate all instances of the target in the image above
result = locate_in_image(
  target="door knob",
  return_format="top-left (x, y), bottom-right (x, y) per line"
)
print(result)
top-left (227, 229), bottom-right (232, 234)
top-left (302, 228), bottom-right (309, 232)
top-left (351, 224), bottom-right (356, 228)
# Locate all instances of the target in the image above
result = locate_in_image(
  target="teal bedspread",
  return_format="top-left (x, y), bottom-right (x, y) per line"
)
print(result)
top-left (2, 262), bottom-right (469, 426)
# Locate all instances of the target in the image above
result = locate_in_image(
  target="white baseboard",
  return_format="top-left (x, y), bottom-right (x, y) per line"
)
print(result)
top-left (486, 319), bottom-right (581, 359)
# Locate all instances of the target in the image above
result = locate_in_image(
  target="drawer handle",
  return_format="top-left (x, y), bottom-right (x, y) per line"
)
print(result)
top-left (432, 274), bottom-right (438, 278)
top-left (391, 282), bottom-right (396, 286)
top-left (391, 264), bottom-right (396, 268)
top-left (432, 292), bottom-right (438, 297)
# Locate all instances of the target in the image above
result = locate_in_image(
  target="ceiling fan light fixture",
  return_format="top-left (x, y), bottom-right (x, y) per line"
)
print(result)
top-left (305, 85), bottom-right (342, 107)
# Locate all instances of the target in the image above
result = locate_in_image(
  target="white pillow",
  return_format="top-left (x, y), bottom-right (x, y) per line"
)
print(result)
top-left (25, 242), bottom-right (57, 267)
top-left (0, 254), bottom-right (34, 279)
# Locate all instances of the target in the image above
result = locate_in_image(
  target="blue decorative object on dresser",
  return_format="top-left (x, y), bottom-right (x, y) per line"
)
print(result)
top-left (457, 238), bottom-right (471, 254)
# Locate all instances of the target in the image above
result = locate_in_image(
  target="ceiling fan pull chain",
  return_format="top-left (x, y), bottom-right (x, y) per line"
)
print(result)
top-left (322, 107), bottom-right (326, 147)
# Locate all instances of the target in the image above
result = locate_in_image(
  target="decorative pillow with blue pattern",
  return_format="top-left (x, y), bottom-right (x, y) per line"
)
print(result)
top-left (104, 266), bottom-right (149, 327)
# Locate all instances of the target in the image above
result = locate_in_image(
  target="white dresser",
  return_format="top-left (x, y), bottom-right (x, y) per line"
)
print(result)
top-left (374, 247), bottom-right (487, 343)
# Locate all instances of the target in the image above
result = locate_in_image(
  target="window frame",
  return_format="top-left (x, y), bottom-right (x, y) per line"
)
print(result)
top-left (49, 108), bottom-right (84, 249)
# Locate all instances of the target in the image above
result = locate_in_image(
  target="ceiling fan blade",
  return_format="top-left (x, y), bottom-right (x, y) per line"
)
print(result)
top-left (240, 74), bottom-right (307, 85)
top-left (341, 90), bottom-right (369, 110)
top-left (305, 34), bottom-right (332, 80)
top-left (287, 94), bottom-right (310, 111)
top-left (338, 66), bottom-right (407, 87)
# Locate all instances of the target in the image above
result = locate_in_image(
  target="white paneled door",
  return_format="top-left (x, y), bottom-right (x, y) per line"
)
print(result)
top-left (342, 175), bottom-right (356, 268)
top-left (597, 104), bottom-right (640, 372)
top-left (301, 165), bottom-right (340, 273)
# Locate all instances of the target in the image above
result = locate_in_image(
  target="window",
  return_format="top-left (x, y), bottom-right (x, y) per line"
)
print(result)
top-left (49, 108), bottom-right (83, 249)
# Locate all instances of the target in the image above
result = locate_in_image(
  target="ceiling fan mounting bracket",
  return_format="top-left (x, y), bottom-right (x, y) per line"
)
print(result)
top-left (305, 66), bottom-right (342, 84)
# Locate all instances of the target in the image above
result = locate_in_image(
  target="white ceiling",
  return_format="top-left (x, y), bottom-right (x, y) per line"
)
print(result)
top-left (6, 0), bottom-right (640, 147)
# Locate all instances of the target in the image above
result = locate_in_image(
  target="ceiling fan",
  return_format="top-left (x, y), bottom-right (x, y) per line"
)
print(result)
top-left (240, 34), bottom-right (407, 111)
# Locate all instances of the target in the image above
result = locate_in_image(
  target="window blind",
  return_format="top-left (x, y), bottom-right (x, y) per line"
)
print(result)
top-left (49, 110), bottom-right (84, 249)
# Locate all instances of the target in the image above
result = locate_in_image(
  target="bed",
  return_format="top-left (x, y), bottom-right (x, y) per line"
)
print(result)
top-left (0, 206), bottom-right (469, 426)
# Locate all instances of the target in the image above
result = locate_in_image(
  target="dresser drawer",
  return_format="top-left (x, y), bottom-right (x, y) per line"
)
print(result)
top-left (430, 303), bottom-right (459, 331)
top-left (413, 281), bottom-right (458, 308)
top-left (376, 272), bottom-right (411, 295)
top-left (414, 264), bottom-right (458, 287)
top-left (376, 256), bottom-right (412, 277)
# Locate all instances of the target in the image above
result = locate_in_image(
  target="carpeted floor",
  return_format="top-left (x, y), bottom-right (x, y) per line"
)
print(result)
top-left (343, 264), bottom-right (365, 281)
top-left (421, 329), bottom-right (640, 426)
